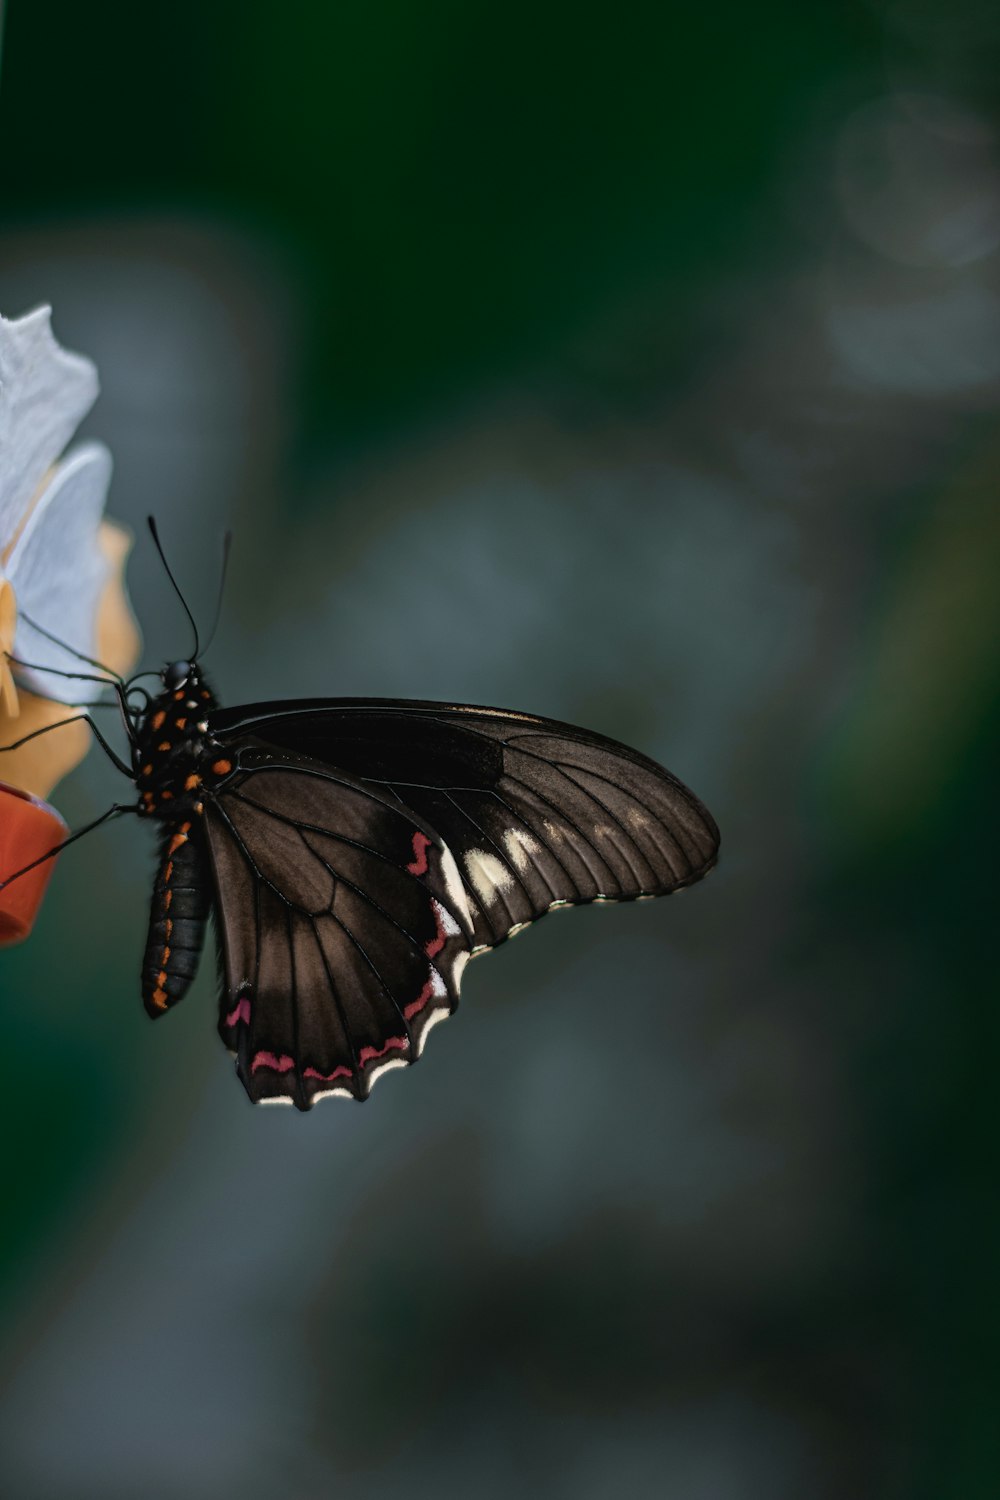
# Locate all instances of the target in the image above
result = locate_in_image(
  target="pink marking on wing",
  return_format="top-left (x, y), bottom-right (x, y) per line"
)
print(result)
top-left (251, 1050), bottom-right (295, 1074)
top-left (407, 831), bottom-right (432, 876)
top-left (404, 977), bottom-right (435, 1021)
top-left (358, 1036), bottom-right (408, 1066)
top-left (224, 996), bottom-right (252, 1029)
top-left (426, 900), bottom-right (448, 960)
top-left (304, 1063), bottom-right (354, 1082)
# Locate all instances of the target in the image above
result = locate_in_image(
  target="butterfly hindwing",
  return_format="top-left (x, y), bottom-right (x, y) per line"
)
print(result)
top-left (207, 700), bottom-right (721, 953)
top-left (203, 746), bottom-right (473, 1109)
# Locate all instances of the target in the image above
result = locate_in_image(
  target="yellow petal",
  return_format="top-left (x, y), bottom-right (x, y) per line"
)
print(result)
top-left (0, 692), bottom-right (90, 800)
top-left (0, 521), bottom-right (141, 800)
top-left (0, 579), bottom-right (18, 719)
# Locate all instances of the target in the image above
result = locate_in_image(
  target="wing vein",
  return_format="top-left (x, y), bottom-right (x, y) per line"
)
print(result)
top-left (500, 768), bottom-right (615, 895)
top-left (285, 903), bottom-right (306, 1109)
top-left (483, 785), bottom-right (576, 898)
top-left (438, 788), bottom-right (521, 935)
top-left (554, 756), bottom-right (697, 875)
top-left (310, 851), bottom-right (457, 1001)
top-left (325, 903), bottom-right (414, 1053)
top-left (224, 788), bottom-right (469, 934)
top-left (308, 915), bottom-right (363, 1097)
top-left (544, 760), bottom-right (649, 889)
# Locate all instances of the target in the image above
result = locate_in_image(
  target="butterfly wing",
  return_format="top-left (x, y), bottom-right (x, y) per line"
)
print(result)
top-left (208, 700), bottom-right (720, 954)
top-left (202, 743), bottom-right (474, 1109)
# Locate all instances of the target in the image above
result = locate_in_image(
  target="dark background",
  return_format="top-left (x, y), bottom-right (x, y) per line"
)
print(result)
top-left (0, 2), bottom-right (997, 1496)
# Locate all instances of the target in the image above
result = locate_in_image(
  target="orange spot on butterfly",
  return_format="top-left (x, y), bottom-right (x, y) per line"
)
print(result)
top-left (157, 969), bottom-right (168, 987)
top-left (151, 710), bottom-right (166, 731)
top-left (161, 945), bottom-right (171, 963)
top-left (152, 988), bottom-right (168, 1010)
top-left (211, 759), bottom-right (232, 777)
top-left (174, 690), bottom-right (185, 701)
top-left (168, 832), bottom-right (188, 855)
top-left (142, 764), bottom-right (153, 776)
top-left (161, 790), bottom-right (173, 800)
top-left (184, 774), bottom-right (199, 791)
top-left (158, 741), bottom-right (171, 752)
top-left (175, 717), bottom-right (187, 730)
top-left (164, 861), bottom-right (173, 882)
top-left (164, 890), bottom-right (172, 909)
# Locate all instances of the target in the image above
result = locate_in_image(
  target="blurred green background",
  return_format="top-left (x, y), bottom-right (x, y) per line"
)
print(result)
top-left (0, 2), bottom-right (998, 1496)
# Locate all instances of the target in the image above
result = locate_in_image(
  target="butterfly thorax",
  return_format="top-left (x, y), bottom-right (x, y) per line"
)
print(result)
top-left (134, 662), bottom-right (223, 820)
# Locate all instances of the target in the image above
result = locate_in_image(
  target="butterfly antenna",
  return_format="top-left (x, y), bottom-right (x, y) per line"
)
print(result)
top-left (147, 517), bottom-right (201, 661)
top-left (200, 529), bottom-right (232, 660)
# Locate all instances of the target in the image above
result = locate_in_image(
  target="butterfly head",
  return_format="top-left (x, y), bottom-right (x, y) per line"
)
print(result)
top-left (162, 659), bottom-right (193, 692)
top-left (155, 657), bottom-right (216, 712)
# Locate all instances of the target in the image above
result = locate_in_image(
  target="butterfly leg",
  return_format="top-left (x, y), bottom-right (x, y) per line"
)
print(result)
top-left (6, 654), bottom-right (141, 750)
top-left (0, 712), bottom-right (134, 776)
top-left (0, 803), bottom-right (137, 894)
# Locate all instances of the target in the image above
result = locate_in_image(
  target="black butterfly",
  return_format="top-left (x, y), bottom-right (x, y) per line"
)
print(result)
top-left (5, 533), bottom-right (720, 1110)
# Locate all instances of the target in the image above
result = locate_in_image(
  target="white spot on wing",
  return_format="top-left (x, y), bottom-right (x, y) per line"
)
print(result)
top-left (424, 966), bottom-right (448, 1000)
top-left (311, 1086), bottom-right (354, 1104)
top-left (503, 827), bottom-right (541, 873)
top-left (431, 897), bottom-right (462, 939)
top-left (438, 842), bottom-right (474, 934)
top-left (464, 848), bottom-right (514, 904)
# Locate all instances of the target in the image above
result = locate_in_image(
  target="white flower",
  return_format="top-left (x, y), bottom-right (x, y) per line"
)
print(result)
top-left (0, 306), bottom-right (116, 712)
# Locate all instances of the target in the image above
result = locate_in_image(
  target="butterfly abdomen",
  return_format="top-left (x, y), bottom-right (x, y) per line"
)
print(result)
top-left (142, 819), bottom-right (212, 1017)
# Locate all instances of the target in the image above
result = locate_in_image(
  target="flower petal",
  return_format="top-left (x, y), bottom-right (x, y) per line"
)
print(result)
top-left (0, 307), bottom-right (98, 551)
top-left (7, 443), bottom-right (113, 704)
top-left (0, 692), bottom-right (90, 800)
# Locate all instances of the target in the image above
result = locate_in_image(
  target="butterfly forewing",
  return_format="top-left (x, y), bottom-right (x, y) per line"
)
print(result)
top-left (207, 700), bottom-right (721, 954)
top-left (203, 748), bottom-right (473, 1109)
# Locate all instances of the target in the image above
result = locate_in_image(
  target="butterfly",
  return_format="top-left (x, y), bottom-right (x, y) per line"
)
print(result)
top-left (4, 527), bottom-right (721, 1111)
